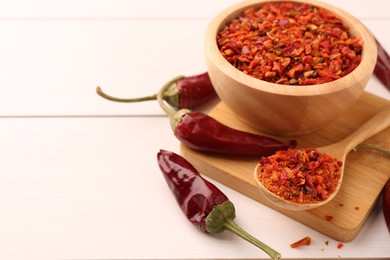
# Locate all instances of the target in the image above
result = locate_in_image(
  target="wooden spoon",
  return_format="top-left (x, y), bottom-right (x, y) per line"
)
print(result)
top-left (254, 105), bottom-right (390, 211)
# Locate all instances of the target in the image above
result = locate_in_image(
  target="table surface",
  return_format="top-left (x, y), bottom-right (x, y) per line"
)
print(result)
top-left (1, 0), bottom-right (389, 259)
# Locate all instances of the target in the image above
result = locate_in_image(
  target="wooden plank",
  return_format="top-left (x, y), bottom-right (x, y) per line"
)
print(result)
top-left (0, 20), bottom-right (208, 116)
top-left (180, 91), bottom-right (390, 242)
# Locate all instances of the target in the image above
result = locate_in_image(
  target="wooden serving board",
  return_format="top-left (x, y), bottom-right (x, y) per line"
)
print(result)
top-left (180, 92), bottom-right (390, 242)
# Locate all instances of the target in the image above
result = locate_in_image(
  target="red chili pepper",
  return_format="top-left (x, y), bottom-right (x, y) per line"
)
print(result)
top-left (157, 149), bottom-right (281, 260)
top-left (374, 38), bottom-right (390, 91)
top-left (174, 110), bottom-right (297, 155)
top-left (384, 178), bottom-right (390, 233)
top-left (96, 72), bottom-right (217, 109)
top-left (157, 79), bottom-right (297, 156)
top-left (176, 72), bottom-right (216, 109)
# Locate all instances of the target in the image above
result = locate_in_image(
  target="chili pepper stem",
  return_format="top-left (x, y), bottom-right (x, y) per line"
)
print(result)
top-left (354, 143), bottom-right (390, 156)
top-left (157, 76), bottom-right (191, 131)
top-left (96, 75), bottom-right (185, 107)
top-left (207, 201), bottom-right (281, 260)
top-left (157, 75), bottom-right (184, 118)
top-left (224, 219), bottom-right (281, 260)
top-left (96, 86), bottom-right (158, 103)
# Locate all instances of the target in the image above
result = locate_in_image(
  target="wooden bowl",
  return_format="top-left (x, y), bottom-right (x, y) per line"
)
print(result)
top-left (205, 0), bottom-right (377, 136)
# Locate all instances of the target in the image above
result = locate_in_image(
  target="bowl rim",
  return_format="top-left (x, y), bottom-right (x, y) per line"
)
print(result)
top-left (205, 0), bottom-right (378, 97)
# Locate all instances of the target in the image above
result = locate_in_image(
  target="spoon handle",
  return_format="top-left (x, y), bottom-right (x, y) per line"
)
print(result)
top-left (341, 105), bottom-right (390, 152)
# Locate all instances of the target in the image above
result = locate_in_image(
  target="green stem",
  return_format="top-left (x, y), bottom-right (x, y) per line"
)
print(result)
top-left (354, 143), bottom-right (390, 156)
top-left (157, 76), bottom-right (191, 131)
top-left (157, 76), bottom-right (183, 118)
top-left (96, 75), bottom-right (185, 108)
top-left (224, 219), bottom-right (281, 260)
top-left (96, 86), bottom-right (157, 103)
top-left (206, 201), bottom-right (281, 260)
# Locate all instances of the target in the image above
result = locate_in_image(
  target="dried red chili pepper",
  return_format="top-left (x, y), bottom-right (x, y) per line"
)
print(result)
top-left (290, 236), bottom-right (311, 248)
top-left (96, 72), bottom-right (217, 109)
top-left (157, 78), bottom-right (296, 156)
top-left (157, 149), bottom-right (281, 260)
top-left (384, 178), bottom-right (390, 233)
top-left (176, 72), bottom-right (217, 109)
top-left (374, 38), bottom-right (390, 91)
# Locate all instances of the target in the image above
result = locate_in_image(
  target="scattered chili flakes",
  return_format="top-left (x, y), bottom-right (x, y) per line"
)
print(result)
top-left (335, 203), bottom-right (344, 208)
top-left (354, 206), bottom-right (360, 210)
top-left (217, 2), bottom-right (362, 85)
top-left (337, 242), bottom-right (344, 249)
top-left (256, 148), bottom-right (342, 204)
top-left (290, 236), bottom-right (312, 248)
top-left (325, 215), bottom-right (334, 222)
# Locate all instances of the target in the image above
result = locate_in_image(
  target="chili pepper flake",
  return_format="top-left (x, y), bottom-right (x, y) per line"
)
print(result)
top-left (290, 236), bottom-right (312, 248)
top-left (255, 148), bottom-right (342, 204)
top-left (337, 242), bottom-right (344, 249)
top-left (217, 2), bottom-right (362, 85)
top-left (325, 215), bottom-right (334, 222)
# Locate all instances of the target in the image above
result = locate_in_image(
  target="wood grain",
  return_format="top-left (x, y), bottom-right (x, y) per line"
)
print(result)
top-left (180, 91), bottom-right (390, 242)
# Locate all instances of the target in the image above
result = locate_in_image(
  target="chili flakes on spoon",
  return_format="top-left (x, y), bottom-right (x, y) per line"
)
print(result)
top-left (255, 148), bottom-right (342, 204)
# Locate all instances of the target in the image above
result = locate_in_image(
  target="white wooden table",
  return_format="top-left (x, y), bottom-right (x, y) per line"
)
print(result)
top-left (0, 1), bottom-right (389, 259)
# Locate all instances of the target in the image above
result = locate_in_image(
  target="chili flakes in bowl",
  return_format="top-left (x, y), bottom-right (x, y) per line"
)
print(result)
top-left (255, 148), bottom-right (342, 204)
top-left (217, 2), bottom-right (363, 85)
